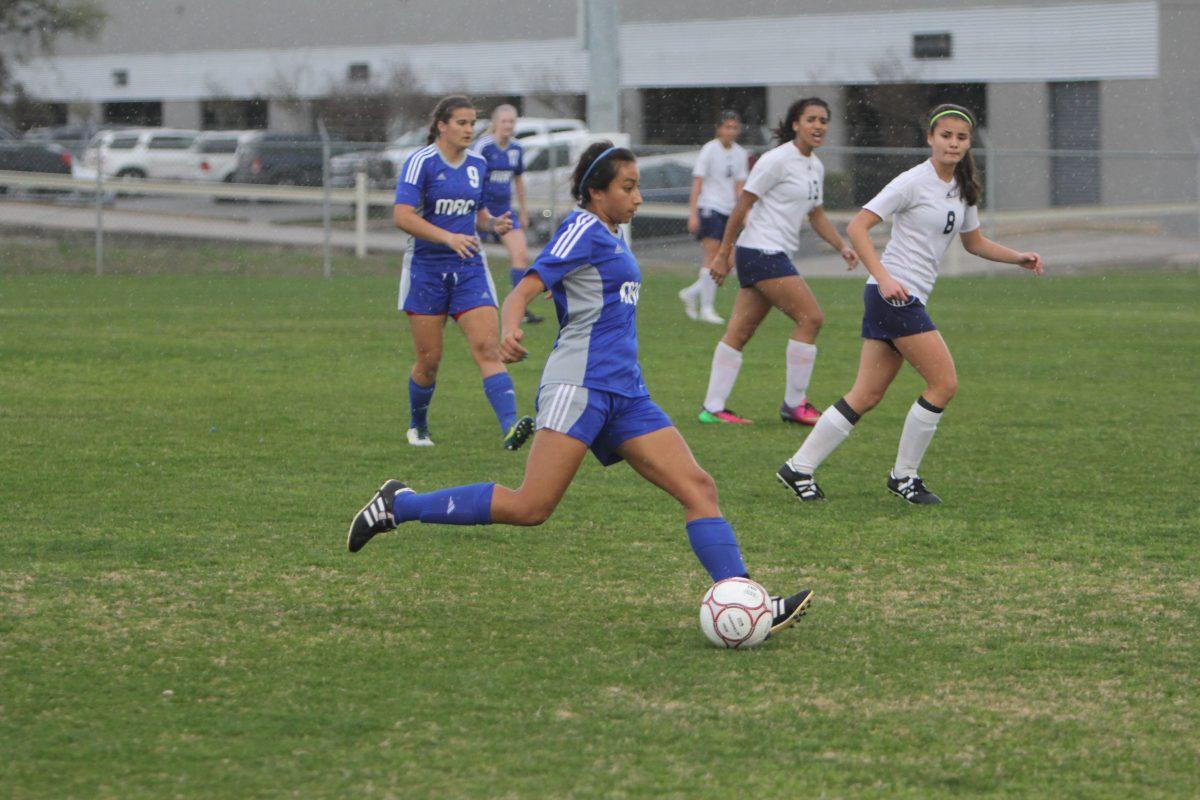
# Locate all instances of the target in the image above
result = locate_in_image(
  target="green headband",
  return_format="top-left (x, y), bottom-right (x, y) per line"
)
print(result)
top-left (929, 109), bottom-right (974, 128)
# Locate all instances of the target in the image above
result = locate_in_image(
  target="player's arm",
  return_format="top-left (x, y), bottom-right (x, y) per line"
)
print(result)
top-left (514, 174), bottom-right (529, 229)
top-left (687, 177), bottom-right (703, 234)
top-left (394, 203), bottom-right (479, 259)
top-left (808, 205), bottom-right (858, 269)
top-left (846, 209), bottom-right (909, 303)
top-left (960, 229), bottom-right (1043, 274)
top-left (476, 206), bottom-right (512, 237)
top-left (499, 272), bottom-right (547, 363)
top-left (709, 189), bottom-right (758, 286)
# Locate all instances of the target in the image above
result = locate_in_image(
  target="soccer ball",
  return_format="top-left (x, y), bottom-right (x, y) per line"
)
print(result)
top-left (699, 577), bottom-right (772, 649)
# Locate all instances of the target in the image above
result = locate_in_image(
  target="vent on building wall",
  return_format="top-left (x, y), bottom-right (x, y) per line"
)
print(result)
top-left (348, 63), bottom-right (370, 82)
top-left (912, 33), bottom-right (952, 60)
top-left (112, 69), bottom-right (129, 87)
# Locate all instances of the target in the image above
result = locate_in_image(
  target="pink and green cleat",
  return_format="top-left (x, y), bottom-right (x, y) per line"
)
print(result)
top-left (780, 401), bottom-right (821, 426)
top-left (698, 408), bottom-right (753, 424)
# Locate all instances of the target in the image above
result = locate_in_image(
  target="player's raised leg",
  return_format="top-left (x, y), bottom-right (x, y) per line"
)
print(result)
top-left (617, 426), bottom-right (811, 632)
top-left (888, 330), bottom-right (957, 504)
top-left (457, 305), bottom-right (533, 451)
top-left (779, 339), bottom-right (902, 500)
top-left (407, 313), bottom-right (447, 446)
top-left (699, 287), bottom-right (770, 424)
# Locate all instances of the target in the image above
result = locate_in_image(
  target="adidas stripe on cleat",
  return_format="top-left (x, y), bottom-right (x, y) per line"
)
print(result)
top-left (769, 589), bottom-right (813, 635)
top-left (887, 472), bottom-right (942, 505)
top-left (776, 462), bottom-right (825, 501)
top-left (347, 479), bottom-right (412, 553)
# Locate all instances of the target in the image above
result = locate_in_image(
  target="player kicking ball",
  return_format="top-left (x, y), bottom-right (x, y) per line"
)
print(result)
top-left (777, 104), bottom-right (1043, 504)
top-left (349, 141), bottom-right (812, 636)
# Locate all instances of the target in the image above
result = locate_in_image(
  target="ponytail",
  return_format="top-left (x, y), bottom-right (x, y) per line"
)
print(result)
top-left (928, 103), bottom-right (981, 206)
top-left (426, 95), bottom-right (474, 145)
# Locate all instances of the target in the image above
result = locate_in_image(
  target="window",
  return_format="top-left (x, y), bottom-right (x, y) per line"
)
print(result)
top-left (112, 69), bottom-right (129, 87)
top-left (348, 63), bottom-right (370, 82)
top-left (913, 33), bottom-right (952, 60)
top-left (199, 138), bottom-right (239, 154)
top-left (108, 136), bottom-right (139, 150)
top-left (147, 135), bottom-right (195, 150)
top-left (525, 144), bottom-right (570, 172)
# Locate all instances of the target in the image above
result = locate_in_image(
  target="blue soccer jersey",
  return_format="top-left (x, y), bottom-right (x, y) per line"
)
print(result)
top-left (471, 135), bottom-right (523, 213)
top-left (528, 210), bottom-right (647, 398)
top-left (395, 144), bottom-right (489, 269)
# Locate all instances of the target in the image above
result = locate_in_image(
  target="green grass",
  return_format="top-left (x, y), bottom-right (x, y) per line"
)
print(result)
top-left (2, 240), bottom-right (1198, 798)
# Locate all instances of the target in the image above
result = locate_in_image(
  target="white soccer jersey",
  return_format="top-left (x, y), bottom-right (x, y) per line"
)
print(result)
top-left (693, 139), bottom-right (749, 216)
top-left (737, 142), bottom-right (824, 255)
top-left (863, 159), bottom-right (981, 304)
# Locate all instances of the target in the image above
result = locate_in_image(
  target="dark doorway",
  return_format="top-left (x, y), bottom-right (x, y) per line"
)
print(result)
top-left (1050, 81), bottom-right (1101, 206)
top-left (845, 83), bottom-right (986, 204)
top-left (201, 99), bottom-right (269, 130)
top-left (640, 87), bottom-right (767, 145)
top-left (103, 101), bottom-right (163, 127)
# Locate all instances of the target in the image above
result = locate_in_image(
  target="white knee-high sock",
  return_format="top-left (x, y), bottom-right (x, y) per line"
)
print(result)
top-left (784, 340), bottom-right (818, 408)
top-left (703, 341), bottom-right (743, 413)
top-left (696, 266), bottom-right (718, 311)
top-left (894, 397), bottom-right (944, 478)
top-left (788, 400), bottom-right (859, 474)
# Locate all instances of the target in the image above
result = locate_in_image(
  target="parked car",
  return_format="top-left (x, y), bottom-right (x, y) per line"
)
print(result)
top-left (77, 128), bottom-right (200, 180)
top-left (330, 117), bottom-right (587, 190)
top-left (230, 132), bottom-right (357, 186)
top-left (518, 130), bottom-right (631, 240)
top-left (189, 130), bottom-right (258, 182)
top-left (0, 127), bottom-right (73, 191)
top-left (24, 124), bottom-right (108, 158)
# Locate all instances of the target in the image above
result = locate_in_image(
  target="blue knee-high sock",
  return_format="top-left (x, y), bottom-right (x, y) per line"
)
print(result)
top-left (483, 372), bottom-right (518, 432)
top-left (393, 482), bottom-right (494, 525)
top-left (409, 378), bottom-right (435, 430)
top-left (686, 517), bottom-right (749, 582)
top-left (510, 268), bottom-right (525, 289)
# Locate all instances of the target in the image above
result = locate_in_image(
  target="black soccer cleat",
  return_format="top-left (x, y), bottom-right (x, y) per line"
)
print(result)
top-left (887, 472), bottom-right (942, 505)
top-left (769, 589), bottom-right (813, 635)
top-left (523, 309), bottom-right (544, 325)
top-left (776, 462), bottom-right (826, 501)
top-left (347, 479), bottom-right (412, 553)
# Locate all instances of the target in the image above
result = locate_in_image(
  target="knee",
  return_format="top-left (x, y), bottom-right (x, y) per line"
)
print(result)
top-left (797, 309), bottom-right (824, 337)
top-left (928, 376), bottom-right (958, 406)
top-left (722, 328), bottom-right (752, 351)
top-left (470, 339), bottom-right (500, 365)
top-left (411, 357), bottom-right (439, 384)
top-left (510, 502), bottom-right (554, 527)
top-left (681, 469), bottom-right (719, 510)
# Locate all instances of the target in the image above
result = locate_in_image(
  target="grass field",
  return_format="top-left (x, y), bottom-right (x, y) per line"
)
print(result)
top-left (2, 240), bottom-right (1198, 798)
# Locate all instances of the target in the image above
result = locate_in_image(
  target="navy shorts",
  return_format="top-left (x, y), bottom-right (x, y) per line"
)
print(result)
top-left (535, 383), bottom-right (673, 466)
top-left (735, 246), bottom-right (798, 288)
top-left (861, 283), bottom-right (937, 348)
top-left (696, 208), bottom-right (729, 241)
top-left (482, 203), bottom-right (521, 243)
top-left (399, 264), bottom-right (498, 318)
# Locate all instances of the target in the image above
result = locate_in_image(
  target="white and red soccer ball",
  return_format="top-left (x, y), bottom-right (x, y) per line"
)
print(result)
top-left (699, 577), bottom-right (772, 649)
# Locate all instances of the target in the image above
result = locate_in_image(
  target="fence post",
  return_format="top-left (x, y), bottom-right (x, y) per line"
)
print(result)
top-left (94, 162), bottom-right (104, 276)
top-left (318, 120), bottom-right (332, 279)
top-left (355, 167), bottom-right (368, 259)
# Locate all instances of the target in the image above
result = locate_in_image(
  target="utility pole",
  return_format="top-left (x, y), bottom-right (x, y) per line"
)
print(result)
top-left (584, 0), bottom-right (620, 132)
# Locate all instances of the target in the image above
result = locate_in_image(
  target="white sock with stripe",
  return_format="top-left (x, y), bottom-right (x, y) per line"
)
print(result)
top-left (788, 401), bottom-right (858, 474)
top-left (893, 398), bottom-right (944, 479)
top-left (703, 342), bottom-right (743, 414)
top-left (784, 340), bottom-right (817, 408)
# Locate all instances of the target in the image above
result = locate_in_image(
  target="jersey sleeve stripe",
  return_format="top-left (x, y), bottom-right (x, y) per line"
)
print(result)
top-left (550, 216), bottom-right (596, 258)
top-left (548, 216), bottom-right (585, 257)
top-left (403, 145), bottom-right (436, 185)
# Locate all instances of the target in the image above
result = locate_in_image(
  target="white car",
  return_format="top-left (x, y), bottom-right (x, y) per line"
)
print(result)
top-left (78, 128), bottom-right (200, 180)
top-left (189, 130), bottom-right (258, 182)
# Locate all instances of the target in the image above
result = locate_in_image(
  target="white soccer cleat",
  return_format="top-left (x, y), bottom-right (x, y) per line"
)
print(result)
top-left (698, 307), bottom-right (725, 324)
top-left (406, 427), bottom-right (435, 447)
top-left (678, 288), bottom-right (699, 320)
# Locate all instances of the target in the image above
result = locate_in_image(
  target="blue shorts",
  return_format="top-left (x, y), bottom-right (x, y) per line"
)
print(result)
top-left (399, 264), bottom-right (498, 318)
top-left (482, 203), bottom-right (521, 243)
top-left (861, 283), bottom-right (937, 348)
top-left (696, 208), bottom-right (729, 241)
top-left (535, 383), bottom-right (673, 466)
top-left (735, 246), bottom-right (798, 288)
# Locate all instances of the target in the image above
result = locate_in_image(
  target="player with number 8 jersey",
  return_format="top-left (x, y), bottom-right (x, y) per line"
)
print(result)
top-left (777, 103), bottom-right (1044, 505)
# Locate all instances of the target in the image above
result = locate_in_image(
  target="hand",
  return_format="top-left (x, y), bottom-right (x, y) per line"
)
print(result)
top-left (500, 326), bottom-right (528, 363)
top-left (707, 249), bottom-right (733, 287)
top-left (1017, 251), bottom-right (1044, 275)
top-left (878, 275), bottom-right (910, 304)
top-left (687, 212), bottom-right (699, 235)
top-left (491, 211), bottom-right (513, 237)
top-left (518, 210), bottom-right (530, 231)
top-left (840, 246), bottom-right (859, 270)
top-left (444, 233), bottom-right (480, 259)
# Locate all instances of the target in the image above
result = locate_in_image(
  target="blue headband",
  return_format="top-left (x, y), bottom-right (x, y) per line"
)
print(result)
top-left (580, 146), bottom-right (620, 192)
